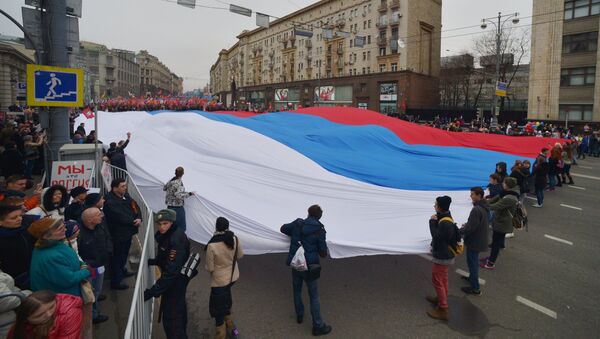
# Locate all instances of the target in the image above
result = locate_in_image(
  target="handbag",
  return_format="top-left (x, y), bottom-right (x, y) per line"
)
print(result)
top-left (81, 280), bottom-right (95, 304)
top-left (180, 252), bottom-right (201, 278)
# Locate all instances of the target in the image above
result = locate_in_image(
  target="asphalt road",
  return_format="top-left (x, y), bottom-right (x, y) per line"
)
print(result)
top-left (146, 157), bottom-right (600, 339)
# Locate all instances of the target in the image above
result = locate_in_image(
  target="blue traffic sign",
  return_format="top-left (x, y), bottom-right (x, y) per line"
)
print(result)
top-left (27, 64), bottom-right (83, 107)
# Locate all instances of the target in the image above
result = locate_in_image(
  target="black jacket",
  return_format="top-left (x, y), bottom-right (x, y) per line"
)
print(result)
top-left (461, 200), bottom-right (490, 252)
top-left (0, 225), bottom-right (36, 289)
top-left (64, 202), bottom-right (85, 221)
top-left (78, 221), bottom-right (113, 268)
top-left (103, 192), bottom-right (141, 240)
top-left (0, 148), bottom-right (24, 177)
top-left (533, 161), bottom-right (549, 189)
top-left (429, 212), bottom-right (456, 260)
top-left (146, 225), bottom-right (190, 298)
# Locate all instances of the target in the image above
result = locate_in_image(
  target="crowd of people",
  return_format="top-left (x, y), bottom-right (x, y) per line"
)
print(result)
top-left (0, 107), bottom-right (595, 338)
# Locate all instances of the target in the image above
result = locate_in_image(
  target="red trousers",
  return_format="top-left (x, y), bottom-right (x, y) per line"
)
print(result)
top-left (432, 263), bottom-right (449, 309)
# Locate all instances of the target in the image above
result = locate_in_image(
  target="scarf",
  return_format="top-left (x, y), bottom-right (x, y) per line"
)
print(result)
top-left (204, 230), bottom-right (235, 251)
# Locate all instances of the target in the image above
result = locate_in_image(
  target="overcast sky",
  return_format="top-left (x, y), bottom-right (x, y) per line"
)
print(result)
top-left (1, 0), bottom-right (533, 91)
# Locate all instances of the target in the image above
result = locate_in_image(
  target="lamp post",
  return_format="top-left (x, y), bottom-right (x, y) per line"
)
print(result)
top-left (480, 12), bottom-right (519, 124)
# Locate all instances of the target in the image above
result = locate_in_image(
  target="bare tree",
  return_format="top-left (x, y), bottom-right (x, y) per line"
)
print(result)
top-left (472, 27), bottom-right (530, 110)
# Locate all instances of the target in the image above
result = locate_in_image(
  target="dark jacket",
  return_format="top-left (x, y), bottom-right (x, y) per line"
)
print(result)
top-left (281, 217), bottom-right (328, 266)
top-left (548, 157), bottom-right (559, 175)
top-left (489, 187), bottom-right (519, 233)
top-left (461, 200), bottom-right (490, 252)
top-left (64, 202), bottom-right (84, 221)
top-left (487, 183), bottom-right (503, 198)
top-left (533, 161), bottom-right (549, 190)
top-left (0, 149), bottom-right (24, 177)
top-left (429, 211), bottom-right (456, 260)
top-left (78, 221), bottom-right (113, 268)
top-left (146, 225), bottom-right (190, 298)
top-left (495, 162), bottom-right (508, 182)
top-left (103, 191), bottom-right (141, 240)
top-left (510, 168), bottom-right (529, 194)
top-left (0, 225), bottom-right (35, 289)
top-left (110, 152), bottom-right (127, 171)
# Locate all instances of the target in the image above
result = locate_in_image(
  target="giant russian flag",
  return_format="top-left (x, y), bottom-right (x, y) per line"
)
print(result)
top-left (80, 108), bottom-right (557, 257)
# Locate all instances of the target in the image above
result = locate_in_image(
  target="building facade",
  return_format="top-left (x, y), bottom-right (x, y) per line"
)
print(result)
top-left (138, 50), bottom-right (182, 96)
top-left (210, 0), bottom-right (442, 113)
top-left (114, 49), bottom-right (140, 97)
top-left (528, 0), bottom-right (600, 123)
top-left (0, 36), bottom-right (35, 111)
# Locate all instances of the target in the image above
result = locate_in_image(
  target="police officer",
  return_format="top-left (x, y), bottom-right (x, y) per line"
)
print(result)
top-left (144, 209), bottom-right (191, 339)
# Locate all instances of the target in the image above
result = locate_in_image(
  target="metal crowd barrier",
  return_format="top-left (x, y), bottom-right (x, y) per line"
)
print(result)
top-left (102, 164), bottom-right (155, 339)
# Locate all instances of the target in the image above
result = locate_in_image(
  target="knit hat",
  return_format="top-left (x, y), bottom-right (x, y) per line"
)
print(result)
top-left (28, 218), bottom-right (63, 239)
top-left (504, 176), bottom-right (518, 189)
top-left (156, 209), bottom-right (176, 223)
top-left (64, 220), bottom-right (80, 238)
top-left (84, 193), bottom-right (102, 207)
top-left (436, 196), bottom-right (452, 212)
top-left (70, 186), bottom-right (88, 198)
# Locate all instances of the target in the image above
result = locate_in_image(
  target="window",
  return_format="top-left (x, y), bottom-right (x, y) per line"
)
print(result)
top-left (362, 67), bottom-right (366, 74)
top-left (560, 67), bottom-right (596, 85)
top-left (565, 0), bottom-right (600, 20)
top-left (367, 67), bottom-right (371, 73)
top-left (367, 51), bottom-right (371, 60)
top-left (379, 64), bottom-right (387, 72)
top-left (368, 20), bottom-right (372, 28)
top-left (363, 51), bottom-right (367, 60)
top-left (559, 104), bottom-right (593, 120)
top-left (391, 63), bottom-right (398, 71)
top-left (364, 21), bottom-right (367, 29)
top-left (367, 35), bottom-right (371, 44)
top-left (350, 39), bottom-right (354, 48)
top-left (563, 31), bottom-right (598, 53)
top-left (379, 47), bottom-right (386, 56)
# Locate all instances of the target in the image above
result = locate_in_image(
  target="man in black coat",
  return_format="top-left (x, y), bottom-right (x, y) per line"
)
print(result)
top-left (0, 142), bottom-right (24, 178)
top-left (144, 209), bottom-right (191, 339)
top-left (79, 207), bottom-right (113, 324)
top-left (103, 178), bottom-right (141, 289)
top-left (460, 187), bottom-right (489, 295)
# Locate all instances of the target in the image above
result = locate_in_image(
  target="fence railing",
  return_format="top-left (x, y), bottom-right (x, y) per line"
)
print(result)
top-left (102, 164), bottom-right (155, 339)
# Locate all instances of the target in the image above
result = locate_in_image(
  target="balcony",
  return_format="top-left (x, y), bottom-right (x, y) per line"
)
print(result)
top-left (390, 16), bottom-right (400, 26)
top-left (378, 37), bottom-right (388, 46)
top-left (105, 62), bottom-right (115, 69)
top-left (378, 3), bottom-right (387, 12)
top-left (306, 40), bottom-right (312, 49)
top-left (336, 18), bottom-right (346, 28)
top-left (336, 59), bottom-right (344, 69)
top-left (390, 0), bottom-right (399, 9)
top-left (337, 47), bottom-right (344, 55)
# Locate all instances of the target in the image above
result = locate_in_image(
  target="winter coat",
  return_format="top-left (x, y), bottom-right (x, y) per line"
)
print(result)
top-left (495, 162), bottom-right (508, 183)
top-left (7, 293), bottom-right (83, 339)
top-left (78, 221), bottom-right (113, 268)
top-left (64, 202), bottom-right (85, 221)
top-left (110, 152), bottom-right (127, 171)
top-left (30, 241), bottom-right (90, 296)
top-left (0, 225), bottom-right (36, 290)
top-left (0, 149), bottom-right (24, 178)
top-left (163, 178), bottom-right (190, 207)
top-left (533, 161), bottom-right (549, 190)
top-left (0, 270), bottom-right (29, 339)
top-left (488, 187), bottom-right (519, 234)
top-left (146, 226), bottom-right (191, 297)
top-left (205, 235), bottom-right (244, 287)
top-left (281, 217), bottom-right (328, 266)
top-left (461, 200), bottom-right (490, 252)
top-left (510, 168), bottom-right (530, 195)
top-left (103, 191), bottom-right (141, 240)
top-left (429, 211), bottom-right (457, 261)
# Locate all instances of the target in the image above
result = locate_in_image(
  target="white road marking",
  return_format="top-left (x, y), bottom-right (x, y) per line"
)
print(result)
top-left (417, 253), bottom-right (433, 261)
top-left (544, 234), bottom-right (574, 246)
top-left (526, 196), bottom-right (537, 201)
top-left (516, 296), bottom-right (557, 319)
top-left (455, 268), bottom-right (486, 285)
top-left (560, 204), bottom-right (583, 211)
top-left (568, 185), bottom-right (586, 190)
top-left (577, 165), bottom-right (592, 169)
top-left (572, 173), bottom-right (600, 181)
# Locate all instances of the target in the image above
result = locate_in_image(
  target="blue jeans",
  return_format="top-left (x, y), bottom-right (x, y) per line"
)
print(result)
top-left (110, 237), bottom-right (132, 286)
top-left (91, 271), bottom-right (104, 319)
top-left (168, 206), bottom-right (186, 231)
top-left (292, 269), bottom-right (323, 329)
top-left (535, 188), bottom-right (544, 205)
top-left (466, 249), bottom-right (480, 290)
top-left (548, 175), bottom-right (557, 189)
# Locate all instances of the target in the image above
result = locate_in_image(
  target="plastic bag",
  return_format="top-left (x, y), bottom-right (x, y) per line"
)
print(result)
top-left (290, 242), bottom-right (308, 271)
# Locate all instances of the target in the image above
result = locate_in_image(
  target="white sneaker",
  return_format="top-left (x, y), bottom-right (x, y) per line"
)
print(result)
top-left (505, 233), bottom-right (515, 238)
top-left (532, 203), bottom-right (543, 208)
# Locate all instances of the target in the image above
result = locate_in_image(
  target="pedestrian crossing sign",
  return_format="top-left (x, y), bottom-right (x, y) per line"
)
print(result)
top-left (27, 64), bottom-right (84, 107)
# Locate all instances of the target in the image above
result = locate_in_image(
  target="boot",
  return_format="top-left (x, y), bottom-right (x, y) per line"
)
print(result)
top-left (425, 295), bottom-right (438, 305)
top-left (224, 315), bottom-right (239, 338)
top-left (215, 324), bottom-right (226, 339)
top-left (427, 307), bottom-right (449, 321)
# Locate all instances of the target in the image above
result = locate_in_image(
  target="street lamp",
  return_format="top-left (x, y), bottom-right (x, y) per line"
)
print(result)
top-left (480, 12), bottom-right (519, 124)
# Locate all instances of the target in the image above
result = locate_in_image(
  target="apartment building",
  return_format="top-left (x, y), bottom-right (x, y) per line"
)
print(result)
top-left (528, 0), bottom-right (600, 123)
top-left (138, 50), bottom-right (183, 96)
top-left (210, 0), bottom-right (442, 114)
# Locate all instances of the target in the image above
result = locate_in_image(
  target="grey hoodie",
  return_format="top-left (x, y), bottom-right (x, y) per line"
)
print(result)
top-left (462, 200), bottom-right (490, 252)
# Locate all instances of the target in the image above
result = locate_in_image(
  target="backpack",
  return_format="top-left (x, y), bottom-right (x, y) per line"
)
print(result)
top-left (511, 201), bottom-right (528, 230)
top-left (439, 217), bottom-right (464, 257)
